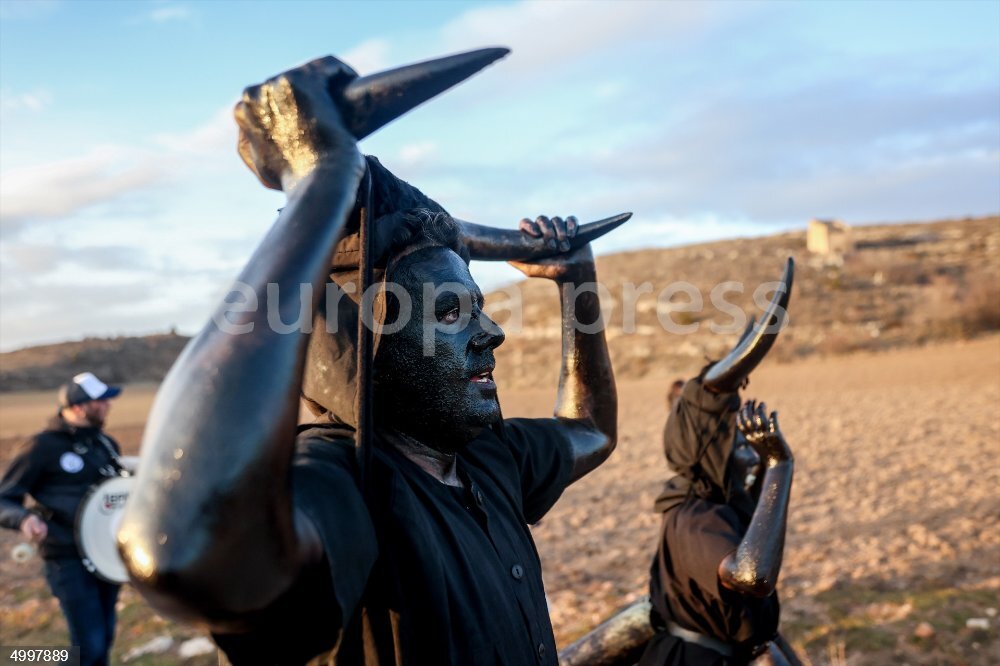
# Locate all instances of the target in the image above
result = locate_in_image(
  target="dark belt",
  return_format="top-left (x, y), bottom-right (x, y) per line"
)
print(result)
top-left (665, 621), bottom-right (775, 663)
top-left (665, 621), bottom-right (734, 657)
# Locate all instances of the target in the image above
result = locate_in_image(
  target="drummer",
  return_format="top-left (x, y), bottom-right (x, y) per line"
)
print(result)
top-left (0, 372), bottom-right (126, 666)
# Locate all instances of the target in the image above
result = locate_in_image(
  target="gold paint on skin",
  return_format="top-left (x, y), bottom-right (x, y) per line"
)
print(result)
top-left (256, 78), bottom-right (319, 179)
top-left (734, 550), bottom-right (763, 589)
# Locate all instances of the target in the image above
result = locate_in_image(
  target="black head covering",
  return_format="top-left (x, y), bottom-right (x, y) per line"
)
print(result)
top-left (653, 365), bottom-right (754, 520)
top-left (300, 155), bottom-right (450, 427)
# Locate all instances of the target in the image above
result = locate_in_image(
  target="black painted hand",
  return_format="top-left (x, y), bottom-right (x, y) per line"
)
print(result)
top-left (234, 56), bottom-right (363, 192)
top-left (517, 214), bottom-right (578, 253)
top-left (509, 215), bottom-right (595, 282)
top-left (736, 400), bottom-right (793, 466)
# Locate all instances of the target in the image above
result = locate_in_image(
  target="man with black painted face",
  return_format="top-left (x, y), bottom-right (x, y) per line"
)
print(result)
top-left (639, 264), bottom-right (801, 665)
top-left (373, 224), bottom-right (506, 461)
top-left (119, 57), bottom-right (617, 665)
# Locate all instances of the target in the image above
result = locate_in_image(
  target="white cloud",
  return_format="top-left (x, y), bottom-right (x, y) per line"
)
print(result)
top-left (439, 0), bottom-right (736, 76)
top-left (0, 146), bottom-right (164, 230)
top-left (0, 106), bottom-right (238, 231)
top-left (0, 0), bottom-right (59, 20)
top-left (1, 88), bottom-right (52, 112)
top-left (0, 281), bottom-right (167, 351)
top-left (341, 38), bottom-right (392, 75)
top-left (152, 106), bottom-right (236, 155)
top-left (397, 141), bottom-right (438, 169)
top-left (149, 4), bottom-right (192, 23)
top-left (423, 49), bottom-right (999, 227)
top-left (1, 242), bottom-right (150, 275)
top-left (594, 80), bottom-right (627, 100)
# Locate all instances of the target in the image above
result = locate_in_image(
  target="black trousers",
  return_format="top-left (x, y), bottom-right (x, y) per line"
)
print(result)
top-left (43, 558), bottom-right (120, 666)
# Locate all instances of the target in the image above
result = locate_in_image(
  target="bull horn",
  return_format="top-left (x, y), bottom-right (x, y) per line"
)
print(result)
top-left (558, 598), bottom-right (655, 665)
top-left (343, 47), bottom-right (510, 140)
top-left (703, 257), bottom-right (794, 393)
top-left (736, 315), bottom-right (756, 347)
top-left (460, 212), bottom-right (632, 261)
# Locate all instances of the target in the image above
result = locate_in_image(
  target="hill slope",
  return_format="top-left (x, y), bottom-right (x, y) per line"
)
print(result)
top-left (1, 216), bottom-right (996, 391)
top-left (0, 334), bottom-right (190, 392)
top-left (488, 215), bottom-right (999, 386)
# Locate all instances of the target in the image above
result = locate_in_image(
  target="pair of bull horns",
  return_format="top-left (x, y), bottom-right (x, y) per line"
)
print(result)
top-left (703, 257), bottom-right (795, 392)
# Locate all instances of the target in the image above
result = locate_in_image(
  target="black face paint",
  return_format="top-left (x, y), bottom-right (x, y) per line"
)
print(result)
top-left (375, 247), bottom-right (506, 454)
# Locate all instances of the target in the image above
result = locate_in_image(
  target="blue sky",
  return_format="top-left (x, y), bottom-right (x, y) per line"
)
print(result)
top-left (1, 0), bottom-right (997, 350)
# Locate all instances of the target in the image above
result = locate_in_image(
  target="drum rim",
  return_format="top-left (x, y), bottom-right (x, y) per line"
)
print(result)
top-left (74, 475), bottom-right (133, 584)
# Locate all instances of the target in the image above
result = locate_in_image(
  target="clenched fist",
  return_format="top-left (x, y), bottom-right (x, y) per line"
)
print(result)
top-left (234, 56), bottom-right (363, 192)
top-left (509, 215), bottom-right (595, 282)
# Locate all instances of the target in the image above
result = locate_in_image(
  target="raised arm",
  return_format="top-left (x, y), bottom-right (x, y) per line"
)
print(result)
top-left (718, 401), bottom-right (794, 598)
top-left (509, 216), bottom-right (617, 483)
top-left (117, 57), bottom-right (364, 628)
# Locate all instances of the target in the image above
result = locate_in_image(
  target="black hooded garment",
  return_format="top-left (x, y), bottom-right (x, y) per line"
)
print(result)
top-left (640, 375), bottom-right (779, 665)
top-left (299, 154), bottom-right (451, 426)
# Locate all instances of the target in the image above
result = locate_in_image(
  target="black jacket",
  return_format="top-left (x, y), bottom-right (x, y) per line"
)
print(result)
top-left (0, 415), bottom-right (123, 559)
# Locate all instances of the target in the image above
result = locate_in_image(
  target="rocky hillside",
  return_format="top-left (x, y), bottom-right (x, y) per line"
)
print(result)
top-left (1, 216), bottom-right (996, 391)
top-left (488, 215), bottom-right (999, 386)
top-left (0, 333), bottom-right (190, 392)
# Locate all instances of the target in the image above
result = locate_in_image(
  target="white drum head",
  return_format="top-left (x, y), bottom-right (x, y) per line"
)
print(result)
top-left (75, 476), bottom-right (133, 584)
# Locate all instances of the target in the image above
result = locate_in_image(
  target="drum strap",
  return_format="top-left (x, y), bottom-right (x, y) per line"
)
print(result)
top-left (94, 433), bottom-right (128, 477)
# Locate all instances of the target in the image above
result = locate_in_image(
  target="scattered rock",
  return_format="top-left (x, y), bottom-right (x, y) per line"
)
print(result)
top-left (178, 636), bottom-right (216, 658)
top-left (122, 635), bottom-right (173, 662)
top-left (914, 622), bottom-right (935, 639)
top-left (966, 618), bottom-right (990, 631)
top-left (866, 601), bottom-right (912, 624)
top-left (10, 542), bottom-right (35, 563)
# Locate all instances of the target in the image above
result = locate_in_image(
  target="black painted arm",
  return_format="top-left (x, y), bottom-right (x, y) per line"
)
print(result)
top-left (118, 58), bottom-right (365, 629)
top-left (718, 402), bottom-right (794, 598)
top-left (509, 216), bottom-right (617, 483)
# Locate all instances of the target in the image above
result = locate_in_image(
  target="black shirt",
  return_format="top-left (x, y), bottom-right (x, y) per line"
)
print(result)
top-left (0, 416), bottom-right (123, 559)
top-left (640, 498), bottom-right (780, 665)
top-left (214, 417), bottom-right (574, 665)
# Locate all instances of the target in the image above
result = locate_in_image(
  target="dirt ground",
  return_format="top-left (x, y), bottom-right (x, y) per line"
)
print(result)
top-left (1, 336), bottom-right (998, 664)
top-left (525, 334), bottom-right (1000, 665)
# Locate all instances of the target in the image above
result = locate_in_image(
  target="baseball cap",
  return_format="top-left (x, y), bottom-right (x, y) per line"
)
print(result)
top-left (58, 372), bottom-right (122, 407)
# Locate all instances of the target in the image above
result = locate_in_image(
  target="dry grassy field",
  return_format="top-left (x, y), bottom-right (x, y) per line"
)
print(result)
top-left (2, 336), bottom-right (998, 664)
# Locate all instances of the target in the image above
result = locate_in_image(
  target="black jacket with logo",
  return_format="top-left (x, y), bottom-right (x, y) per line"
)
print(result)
top-left (0, 415), bottom-right (122, 559)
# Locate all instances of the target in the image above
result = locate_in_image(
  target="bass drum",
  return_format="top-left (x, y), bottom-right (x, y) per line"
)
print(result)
top-left (75, 475), bottom-right (134, 584)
